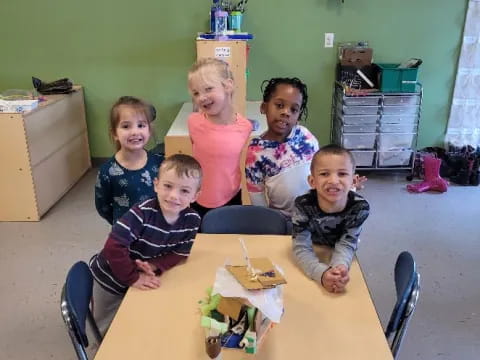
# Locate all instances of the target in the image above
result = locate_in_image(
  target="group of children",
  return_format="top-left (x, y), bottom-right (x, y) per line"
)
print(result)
top-left (90, 58), bottom-right (370, 335)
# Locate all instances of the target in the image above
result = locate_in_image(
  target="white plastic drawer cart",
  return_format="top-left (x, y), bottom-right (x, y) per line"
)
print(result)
top-left (331, 82), bottom-right (423, 171)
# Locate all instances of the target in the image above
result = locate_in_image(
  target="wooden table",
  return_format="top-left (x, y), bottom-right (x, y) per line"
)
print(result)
top-left (95, 234), bottom-right (393, 360)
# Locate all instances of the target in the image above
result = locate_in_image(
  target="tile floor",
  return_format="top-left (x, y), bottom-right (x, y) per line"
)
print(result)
top-left (1, 169), bottom-right (479, 360)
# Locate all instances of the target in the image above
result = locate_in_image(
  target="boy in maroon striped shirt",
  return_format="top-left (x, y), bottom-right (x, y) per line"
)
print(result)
top-left (90, 154), bottom-right (202, 335)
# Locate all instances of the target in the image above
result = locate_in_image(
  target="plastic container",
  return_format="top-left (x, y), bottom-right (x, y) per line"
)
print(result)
top-left (378, 133), bottom-right (415, 151)
top-left (351, 150), bottom-right (376, 167)
top-left (382, 105), bottom-right (419, 115)
top-left (379, 123), bottom-right (418, 133)
top-left (342, 114), bottom-right (379, 125)
top-left (383, 95), bottom-right (421, 106)
top-left (0, 99), bottom-right (39, 113)
top-left (342, 105), bottom-right (379, 115)
top-left (342, 96), bottom-right (381, 106)
top-left (378, 150), bottom-right (413, 167)
top-left (341, 133), bottom-right (376, 150)
top-left (377, 63), bottom-right (419, 93)
top-left (342, 124), bottom-right (377, 133)
top-left (214, 10), bottom-right (228, 36)
top-left (228, 11), bottom-right (242, 32)
top-left (210, 0), bottom-right (220, 32)
top-left (380, 114), bottom-right (418, 124)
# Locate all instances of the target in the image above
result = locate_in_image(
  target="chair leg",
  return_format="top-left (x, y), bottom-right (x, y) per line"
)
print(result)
top-left (390, 315), bottom-right (413, 359)
top-left (67, 328), bottom-right (89, 360)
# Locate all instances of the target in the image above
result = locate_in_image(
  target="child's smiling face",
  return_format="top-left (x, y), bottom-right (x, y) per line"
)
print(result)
top-left (261, 84), bottom-right (303, 142)
top-left (154, 166), bottom-right (200, 224)
top-left (308, 153), bottom-right (355, 213)
top-left (113, 105), bottom-right (151, 152)
top-left (188, 67), bottom-right (233, 117)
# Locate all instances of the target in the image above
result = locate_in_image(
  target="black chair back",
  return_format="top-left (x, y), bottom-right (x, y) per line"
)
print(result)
top-left (60, 261), bottom-right (102, 360)
top-left (201, 205), bottom-right (289, 235)
top-left (385, 251), bottom-right (421, 358)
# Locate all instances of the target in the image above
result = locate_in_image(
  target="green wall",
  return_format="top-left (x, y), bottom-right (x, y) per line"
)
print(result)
top-left (0, 0), bottom-right (467, 157)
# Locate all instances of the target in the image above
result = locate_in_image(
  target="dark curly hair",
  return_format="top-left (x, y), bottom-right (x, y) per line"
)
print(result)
top-left (260, 77), bottom-right (309, 121)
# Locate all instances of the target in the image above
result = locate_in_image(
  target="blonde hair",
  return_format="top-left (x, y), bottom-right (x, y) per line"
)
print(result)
top-left (159, 154), bottom-right (202, 189)
top-left (188, 57), bottom-right (234, 90)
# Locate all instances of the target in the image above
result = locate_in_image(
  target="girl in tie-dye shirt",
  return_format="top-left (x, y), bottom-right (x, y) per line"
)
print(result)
top-left (246, 78), bottom-right (319, 218)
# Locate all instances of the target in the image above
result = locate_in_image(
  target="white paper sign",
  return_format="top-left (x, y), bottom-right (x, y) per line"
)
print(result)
top-left (215, 47), bottom-right (231, 58)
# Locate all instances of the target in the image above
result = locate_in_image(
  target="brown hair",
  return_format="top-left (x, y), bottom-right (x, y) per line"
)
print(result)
top-left (187, 57), bottom-right (234, 89)
top-left (159, 154), bottom-right (202, 189)
top-left (310, 144), bottom-right (356, 173)
top-left (109, 96), bottom-right (155, 150)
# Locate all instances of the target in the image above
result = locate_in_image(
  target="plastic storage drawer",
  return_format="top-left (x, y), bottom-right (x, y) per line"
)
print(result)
top-left (380, 114), bottom-right (418, 124)
top-left (342, 124), bottom-right (377, 133)
top-left (351, 150), bottom-right (375, 167)
top-left (342, 96), bottom-right (381, 106)
top-left (341, 133), bottom-right (376, 150)
top-left (379, 123), bottom-right (418, 133)
top-left (382, 105), bottom-right (419, 115)
top-left (383, 96), bottom-right (420, 106)
top-left (342, 105), bottom-right (379, 115)
top-left (342, 114), bottom-right (378, 125)
top-left (378, 151), bottom-right (413, 167)
top-left (378, 133), bottom-right (415, 151)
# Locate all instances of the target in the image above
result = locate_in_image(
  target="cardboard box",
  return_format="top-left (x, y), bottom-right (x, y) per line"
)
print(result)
top-left (340, 48), bottom-right (373, 67)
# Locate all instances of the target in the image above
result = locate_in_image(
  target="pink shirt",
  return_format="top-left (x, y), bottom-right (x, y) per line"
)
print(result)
top-left (188, 112), bottom-right (252, 208)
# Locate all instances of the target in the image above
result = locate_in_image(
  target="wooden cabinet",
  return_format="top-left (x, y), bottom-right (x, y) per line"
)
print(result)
top-left (196, 40), bottom-right (247, 116)
top-left (0, 87), bottom-right (91, 221)
top-left (164, 101), bottom-right (266, 205)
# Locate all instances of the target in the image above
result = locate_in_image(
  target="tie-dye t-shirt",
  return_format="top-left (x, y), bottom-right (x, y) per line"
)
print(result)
top-left (95, 151), bottom-right (164, 225)
top-left (245, 125), bottom-right (319, 218)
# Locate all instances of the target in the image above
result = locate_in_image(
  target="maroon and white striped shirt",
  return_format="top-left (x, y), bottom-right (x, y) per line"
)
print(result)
top-left (90, 198), bottom-right (200, 294)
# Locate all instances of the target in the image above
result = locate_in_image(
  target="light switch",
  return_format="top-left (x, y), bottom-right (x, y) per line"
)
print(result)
top-left (325, 33), bottom-right (334, 48)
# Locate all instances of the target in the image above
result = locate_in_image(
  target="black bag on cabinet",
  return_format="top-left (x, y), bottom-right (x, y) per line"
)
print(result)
top-left (32, 77), bottom-right (74, 95)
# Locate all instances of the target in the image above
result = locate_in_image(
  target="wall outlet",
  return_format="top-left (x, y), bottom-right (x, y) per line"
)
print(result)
top-left (325, 33), bottom-right (334, 48)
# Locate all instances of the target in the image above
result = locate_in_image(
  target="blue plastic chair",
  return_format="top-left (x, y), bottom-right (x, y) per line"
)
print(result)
top-left (201, 205), bottom-right (289, 235)
top-left (385, 251), bottom-right (421, 359)
top-left (60, 261), bottom-right (102, 360)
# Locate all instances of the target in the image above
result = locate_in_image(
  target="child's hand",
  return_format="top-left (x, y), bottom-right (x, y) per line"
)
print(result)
top-left (353, 174), bottom-right (368, 191)
top-left (321, 268), bottom-right (341, 293)
top-left (331, 265), bottom-right (350, 293)
top-left (135, 259), bottom-right (157, 276)
top-left (131, 273), bottom-right (161, 290)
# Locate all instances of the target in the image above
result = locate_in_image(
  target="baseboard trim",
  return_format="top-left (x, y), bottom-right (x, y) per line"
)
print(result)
top-left (91, 157), bottom-right (110, 167)
top-left (90, 144), bottom-right (165, 168)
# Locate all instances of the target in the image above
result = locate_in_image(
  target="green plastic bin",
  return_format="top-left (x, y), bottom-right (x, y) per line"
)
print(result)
top-left (377, 63), bottom-right (419, 93)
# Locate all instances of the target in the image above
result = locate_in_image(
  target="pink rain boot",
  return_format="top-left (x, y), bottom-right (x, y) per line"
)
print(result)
top-left (407, 155), bottom-right (448, 193)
